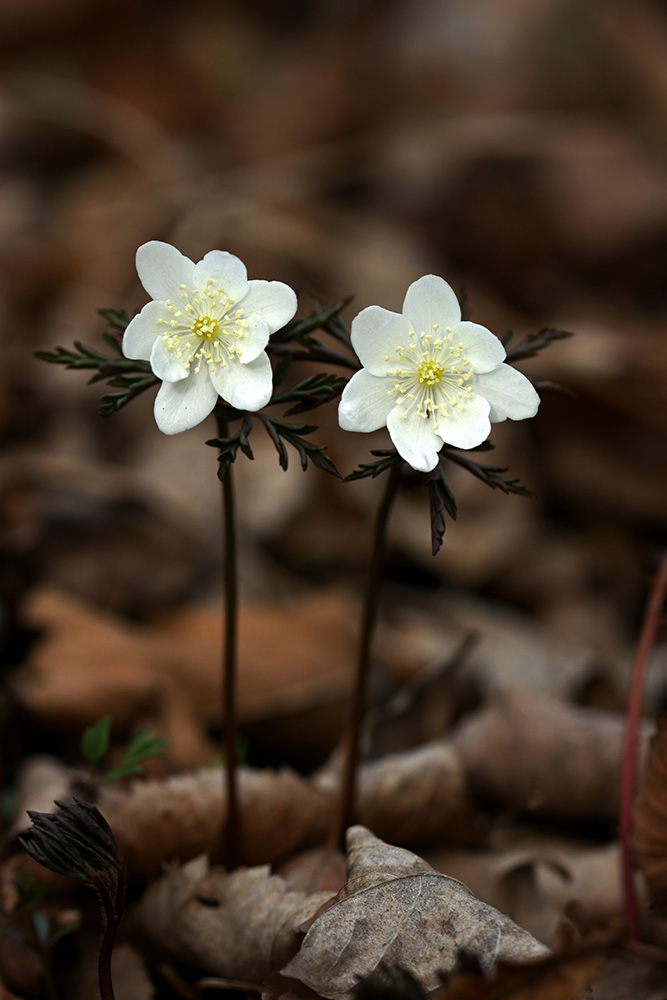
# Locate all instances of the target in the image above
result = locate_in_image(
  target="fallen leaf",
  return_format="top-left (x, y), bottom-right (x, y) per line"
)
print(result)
top-left (96, 739), bottom-right (475, 876)
top-left (99, 766), bottom-right (332, 874)
top-left (316, 740), bottom-right (476, 849)
top-left (13, 586), bottom-right (362, 767)
top-left (280, 827), bottom-right (549, 999)
top-left (452, 693), bottom-right (651, 823)
top-left (134, 855), bottom-right (332, 985)
top-left (430, 945), bottom-right (601, 999)
top-left (633, 715), bottom-right (667, 915)
top-left (425, 836), bottom-right (634, 947)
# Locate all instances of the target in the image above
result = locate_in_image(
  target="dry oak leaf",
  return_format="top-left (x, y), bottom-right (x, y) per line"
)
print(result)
top-left (134, 855), bottom-right (333, 985)
top-left (99, 766), bottom-right (332, 875)
top-left (279, 827), bottom-right (549, 999)
top-left (429, 946), bottom-right (601, 1000)
top-left (633, 714), bottom-right (667, 916)
top-left (451, 692), bottom-right (652, 823)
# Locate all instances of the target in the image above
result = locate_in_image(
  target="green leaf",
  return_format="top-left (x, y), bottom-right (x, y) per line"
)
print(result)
top-left (427, 464), bottom-right (458, 556)
top-left (346, 449), bottom-right (404, 482)
top-left (101, 762), bottom-right (144, 783)
top-left (98, 308), bottom-right (131, 332)
top-left (81, 715), bottom-right (112, 765)
top-left (258, 415), bottom-right (341, 477)
top-left (441, 445), bottom-right (533, 497)
top-left (122, 728), bottom-right (166, 763)
top-left (267, 298), bottom-right (357, 371)
top-left (503, 327), bottom-right (572, 363)
top-left (206, 415), bottom-right (255, 482)
top-left (270, 372), bottom-right (348, 415)
top-left (35, 337), bottom-right (159, 416)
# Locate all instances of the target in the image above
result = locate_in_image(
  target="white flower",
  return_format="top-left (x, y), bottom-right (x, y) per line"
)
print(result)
top-left (338, 275), bottom-right (540, 473)
top-left (122, 241), bottom-right (297, 434)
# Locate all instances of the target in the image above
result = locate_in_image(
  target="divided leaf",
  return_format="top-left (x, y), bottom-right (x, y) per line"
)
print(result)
top-left (135, 855), bottom-right (333, 985)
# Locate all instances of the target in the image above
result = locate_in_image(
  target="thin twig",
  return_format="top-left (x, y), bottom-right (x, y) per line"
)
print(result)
top-left (620, 546), bottom-right (667, 942)
top-left (217, 418), bottom-right (241, 870)
top-left (329, 463), bottom-right (402, 851)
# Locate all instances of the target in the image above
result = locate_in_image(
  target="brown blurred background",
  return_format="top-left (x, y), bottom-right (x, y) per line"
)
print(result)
top-left (1, 0), bottom-right (667, 752)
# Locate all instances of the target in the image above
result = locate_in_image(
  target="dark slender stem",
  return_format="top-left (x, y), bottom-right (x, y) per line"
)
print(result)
top-left (620, 546), bottom-right (667, 942)
top-left (330, 463), bottom-right (402, 851)
top-left (96, 868), bottom-right (126, 1000)
top-left (217, 417), bottom-right (240, 870)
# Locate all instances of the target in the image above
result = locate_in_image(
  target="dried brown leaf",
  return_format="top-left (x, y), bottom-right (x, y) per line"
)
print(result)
top-left (317, 741), bottom-right (477, 848)
top-left (280, 827), bottom-right (549, 999)
top-left (134, 855), bottom-right (332, 985)
top-left (100, 766), bottom-right (332, 874)
top-left (634, 715), bottom-right (667, 915)
top-left (426, 837), bottom-right (632, 947)
top-left (99, 737), bottom-right (475, 876)
top-left (452, 693), bottom-right (651, 823)
top-left (431, 946), bottom-right (601, 999)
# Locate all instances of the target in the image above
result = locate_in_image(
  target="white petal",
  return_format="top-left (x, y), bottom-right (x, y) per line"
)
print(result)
top-left (472, 363), bottom-right (540, 423)
top-left (238, 314), bottom-right (270, 364)
top-left (153, 370), bottom-right (218, 434)
top-left (210, 352), bottom-right (272, 411)
top-left (136, 242), bottom-right (196, 302)
top-left (402, 275), bottom-right (461, 333)
top-left (452, 322), bottom-right (505, 373)
top-left (435, 393), bottom-right (491, 450)
top-left (338, 370), bottom-right (395, 432)
top-left (351, 306), bottom-right (412, 376)
top-left (193, 250), bottom-right (248, 303)
top-left (122, 301), bottom-right (169, 360)
top-left (386, 408), bottom-right (443, 473)
top-left (150, 337), bottom-right (190, 383)
top-left (238, 280), bottom-right (298, 333)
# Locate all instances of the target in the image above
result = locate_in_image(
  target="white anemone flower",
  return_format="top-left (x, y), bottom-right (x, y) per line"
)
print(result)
top-left (122, 241), bottom-right (297, 434)
top-left (338, 275), bottom-right (540, 473)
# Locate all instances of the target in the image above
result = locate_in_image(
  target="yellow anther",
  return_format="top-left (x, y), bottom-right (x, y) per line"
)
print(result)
top-left (417, 359), bottom-right (445, 386)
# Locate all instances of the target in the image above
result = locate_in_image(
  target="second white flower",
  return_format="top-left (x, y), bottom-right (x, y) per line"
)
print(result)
top-left (339, 275), bottom-right (540, 472)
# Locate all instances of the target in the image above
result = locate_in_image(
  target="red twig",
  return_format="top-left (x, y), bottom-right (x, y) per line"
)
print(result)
top-left (620, 546), bottom-right (667, 942)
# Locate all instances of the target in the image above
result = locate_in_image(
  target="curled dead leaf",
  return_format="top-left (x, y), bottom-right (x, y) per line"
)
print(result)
top-left (98, 739), bottom-right (475, 876)
top-left (280, 827), bottom-right (549, 999)
top-left (100, 766), bottom-right (332, 874)
top-left (134, 855), bottom-right (332, 985)
top-left (430, 945), bottom-right (601, 999)
top-left (452, 693), bottom-right (650, 822)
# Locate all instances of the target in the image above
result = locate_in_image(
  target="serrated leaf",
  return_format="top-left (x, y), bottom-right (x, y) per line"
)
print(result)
top-left (259, 415), bottom-right (340, 477)
top-left (272, 355), bottom-right (293, 390)
top-left (101, 762), bottom-right (145, 783)
top-left (81, 715), bottom-right (112, 765)
top-left (346, 449), bottom-right (404, 482)
top-left (98, 308), bottom-right (131, 332)
top-left (206, 415), bottom-right (255, 481)
top-left (123, 729), bottom-right (166, 764)
top-left (442, 448), bottom-right (533, 498)
top-left (503, 327), bottom-right (572, 363)
top-left (427, 464), bottom-right (457, 556)
top-left (271, 372), bottom-right (348, 416)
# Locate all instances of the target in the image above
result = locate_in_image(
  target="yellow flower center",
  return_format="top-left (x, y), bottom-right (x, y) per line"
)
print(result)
top-left (192, 315), bottom-right (219, 340)
top-left (417, 359), bottom-right (445, 386)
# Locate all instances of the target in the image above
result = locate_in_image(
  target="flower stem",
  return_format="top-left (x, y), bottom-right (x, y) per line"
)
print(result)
top-left (217, 418), bottom-right (241, 870)
top-left (96, 868), bottom-right (126, 1000)
top-left (620, 546), bottom-right (667, 942)
top-left (330, 462), bottom-right (402, 851)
